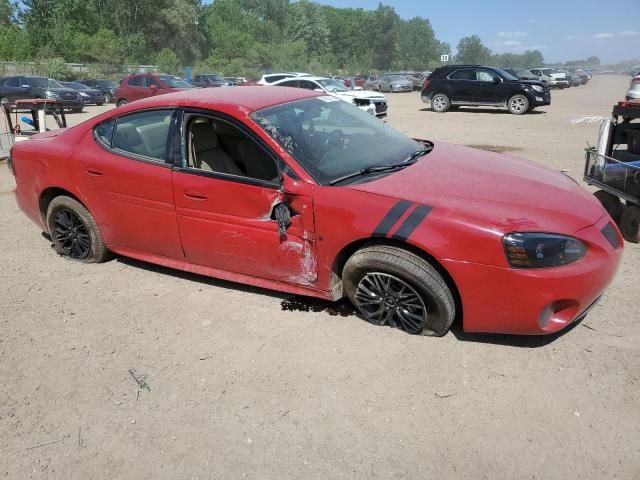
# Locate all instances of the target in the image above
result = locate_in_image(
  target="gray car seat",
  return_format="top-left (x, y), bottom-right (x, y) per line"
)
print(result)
top-left (190, 121), bottom-right (242, 176)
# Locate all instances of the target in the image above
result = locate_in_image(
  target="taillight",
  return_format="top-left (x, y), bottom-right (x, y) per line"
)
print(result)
top-left (423, 79), bottom-right (431, 88)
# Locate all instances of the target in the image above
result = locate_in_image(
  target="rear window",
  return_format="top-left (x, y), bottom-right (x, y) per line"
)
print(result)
top-left (128, 76), bottom-right (143, 87)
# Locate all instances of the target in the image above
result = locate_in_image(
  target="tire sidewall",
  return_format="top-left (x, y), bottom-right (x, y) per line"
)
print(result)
top-left (508, 94), bottom-right (530, 115)
top-left (46, 196), bottom-right (104, 263)
top-left (343, 251), bottom-right (453, 336)
top-left (621, 205), bottom-right (640, 243)
top-left (431, 93), bottom-right (450, 112)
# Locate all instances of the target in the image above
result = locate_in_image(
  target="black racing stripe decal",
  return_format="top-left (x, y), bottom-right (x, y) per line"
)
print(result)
top-left (372, 200), bottom-right (413, 237)
top-left (391, 204), bottom-right (433, 241)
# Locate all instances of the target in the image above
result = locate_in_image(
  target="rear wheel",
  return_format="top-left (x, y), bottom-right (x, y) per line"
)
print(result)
top-left (46, 196), bottom-right (109, 263)
top-left (620, 205), bottom-right (640, 243)
top-left (117, 99), bottom-right (128, 107)
top-left (0, 96), bottom-right (8, 106)
top-left (72, 107), bottom-right (83, 113)
top-left (508, 94), bottom-right (530, 114)
top-left (96, 102), bottom-right (104, 106)
top-left (343, 245), bottom-right (456, 336)
top-left (431, 93), bottom-right (450, 113)
top-left (594, 190), bottom-right (624, 224)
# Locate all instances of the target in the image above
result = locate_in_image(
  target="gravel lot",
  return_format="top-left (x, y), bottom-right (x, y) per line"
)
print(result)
top-left (1, 75), bottom-right (638, 479)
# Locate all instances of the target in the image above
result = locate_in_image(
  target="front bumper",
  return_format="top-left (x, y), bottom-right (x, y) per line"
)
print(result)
top-left (443, 214), bottom-right (623, 335)
top-left (353, 98), bottom-right (388, 117)
top-left (80, 94), bottom-right (105, 105)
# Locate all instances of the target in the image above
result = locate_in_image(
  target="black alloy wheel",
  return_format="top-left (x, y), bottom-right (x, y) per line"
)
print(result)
top-left (52, 208), bottom-right (92, 260)
top-left (355, 272), bottom-right (428, 334)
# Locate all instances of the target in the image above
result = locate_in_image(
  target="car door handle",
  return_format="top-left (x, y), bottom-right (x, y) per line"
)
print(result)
top-left (184, 190), bottom-right (208, 201)
top-left (85, 166), bottom-right (102, 176)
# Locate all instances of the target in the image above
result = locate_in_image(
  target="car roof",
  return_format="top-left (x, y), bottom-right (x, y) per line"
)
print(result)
top-left (116, 86), bottom-right (322, 114)
top-left (272, 76), bottom-right (329, 84)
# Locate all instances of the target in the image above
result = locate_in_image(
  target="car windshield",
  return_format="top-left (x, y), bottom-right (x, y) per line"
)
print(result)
top-left (29, 77), bottom-right (63, 89)
top-left (317, 79), bottom-right (349, 92)
top-left (388, 76), bottom-right (407, 81)
top-left (253, 97), bottom-right (426, 185)
top-left (158, 75), bottom-right (193, 88)
top-left (206, 75), bottom-right (224, 82)
top-left (97, 80), bottom-right (117, 88)
top-left (492, 68), bottom-right (518, 81)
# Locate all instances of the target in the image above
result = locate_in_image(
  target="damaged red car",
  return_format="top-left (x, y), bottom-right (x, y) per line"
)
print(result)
top-left (10, 87), bottom-right (623, 336)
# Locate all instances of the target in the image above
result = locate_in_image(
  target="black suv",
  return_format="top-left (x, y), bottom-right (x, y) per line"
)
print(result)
top-left (77, 79), bottom-right (118, 103)
top-left (0, 76), bottom-right (84, 112)
top-left (421, 65), bottom-right (550, 114)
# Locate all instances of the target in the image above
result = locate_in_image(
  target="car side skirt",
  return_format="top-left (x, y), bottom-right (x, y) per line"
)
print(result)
top-left (109, 245), bottom-right (334, 301)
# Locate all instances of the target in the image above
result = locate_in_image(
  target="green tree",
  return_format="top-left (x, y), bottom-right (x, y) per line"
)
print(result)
top-left (156, 48), bottom-right (181, 75)
top-left (371, 4), bottom-right (400, 71)
top-left (455, 35), bottom-right (491, 65)
top-left (286, 0), bottom-right (329, 56)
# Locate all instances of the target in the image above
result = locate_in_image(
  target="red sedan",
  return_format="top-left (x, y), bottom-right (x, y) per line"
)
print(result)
top-left (10, 87), bottom-right (623, 336)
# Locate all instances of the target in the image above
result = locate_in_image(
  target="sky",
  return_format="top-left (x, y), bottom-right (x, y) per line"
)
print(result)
top-left (310, 0), bottom-right (640, 64)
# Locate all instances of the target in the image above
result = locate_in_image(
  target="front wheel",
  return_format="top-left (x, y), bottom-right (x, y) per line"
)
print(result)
top-left (343, 245), bottom-right (456, 336)
top-left (431, 93), bottom-right (450, 113)
top-left (116, 99), bottom-right (128, 107)
top-left (508, 94), bottom-right (530, 114)
top-left (620, 205), bottom-right (640, 243)
top-left (46, 196), bottom-right (110, 263)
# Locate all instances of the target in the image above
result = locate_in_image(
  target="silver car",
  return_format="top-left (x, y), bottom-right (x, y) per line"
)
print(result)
top-left (374, 75), bottom-right (413, 93)
top-left (626, 75), bottom-right (640, 101)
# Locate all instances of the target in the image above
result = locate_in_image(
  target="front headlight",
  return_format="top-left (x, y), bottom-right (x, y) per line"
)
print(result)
top-left (45, 91), bottom-right (60, 98)
top-left (531, 85), bottom-right (544, 92)
top-left (503, 233), bottom-right (587, 269)
top-left (79, 92), bottom-right (89, 97)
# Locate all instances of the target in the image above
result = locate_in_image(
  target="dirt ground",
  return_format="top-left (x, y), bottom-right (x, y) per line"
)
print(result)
top-left (1, 75), bottom-right (638, 480)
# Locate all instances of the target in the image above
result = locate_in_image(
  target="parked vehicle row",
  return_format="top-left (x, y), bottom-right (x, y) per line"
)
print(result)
top-left (0, 76), bottom-right (85, 112)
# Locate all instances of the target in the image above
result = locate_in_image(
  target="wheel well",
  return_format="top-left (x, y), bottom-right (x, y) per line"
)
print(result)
top-left (331, 237), bottom-right (463, 327)
top-left (39, 187), bottom-right (84, 225)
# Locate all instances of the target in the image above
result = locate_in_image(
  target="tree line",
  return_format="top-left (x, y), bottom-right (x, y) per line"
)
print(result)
top-left (0, 0), bottom-right (547, 79)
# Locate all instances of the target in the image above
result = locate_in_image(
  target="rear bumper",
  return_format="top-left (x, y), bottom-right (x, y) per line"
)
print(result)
top-left (444, 215), bottom-right (623, 335)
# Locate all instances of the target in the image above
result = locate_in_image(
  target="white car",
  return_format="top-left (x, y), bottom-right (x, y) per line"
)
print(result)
top-left (626, 75), bottom-right (640, 101)
top-left (257, 72), bottom-right (312, 86)
top-left (270, 76), bottom-right (388, 117)
top-left (529, 68), bottom-right (570, 89)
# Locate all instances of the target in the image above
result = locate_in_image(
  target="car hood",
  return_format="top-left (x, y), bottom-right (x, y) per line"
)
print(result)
top-left (46, 87), bottom-right (79, 95)
top-left (81, 88), bottom-right (102, 95)
top-left (349, 143), bottom-right (604, 235)
top-left (335, 90), bottom-right (386, 99)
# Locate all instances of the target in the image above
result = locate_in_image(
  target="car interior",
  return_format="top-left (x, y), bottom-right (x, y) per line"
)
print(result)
top-left (112, 111), bottom-right (172, 161)
top-left (186, 116), bottom-right (279, 183)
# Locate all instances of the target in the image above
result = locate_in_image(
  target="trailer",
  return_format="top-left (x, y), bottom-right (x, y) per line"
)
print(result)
top-left (584, 101), bottom-right (640, 242)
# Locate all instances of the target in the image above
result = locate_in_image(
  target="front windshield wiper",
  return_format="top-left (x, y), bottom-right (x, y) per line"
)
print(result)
top-left (329, 147), bottom-right (431, 186)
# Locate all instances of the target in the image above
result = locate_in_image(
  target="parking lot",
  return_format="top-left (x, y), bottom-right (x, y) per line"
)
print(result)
top-left (1, 74), bottom-right (638, 479)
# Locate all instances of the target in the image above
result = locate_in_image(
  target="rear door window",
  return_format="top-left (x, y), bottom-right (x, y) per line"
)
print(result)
top-left (449, 69), bottom-right (476, 80)
top-left (98, 110), bottom-right (174, 163)
top-left (128, 76), bottom-right (143, 87)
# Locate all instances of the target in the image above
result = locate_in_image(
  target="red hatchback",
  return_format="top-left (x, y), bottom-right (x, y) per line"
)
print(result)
top-left (114, 72), bottom-right (193, 106)
top-left (10, 87), bottom-right (623, 336)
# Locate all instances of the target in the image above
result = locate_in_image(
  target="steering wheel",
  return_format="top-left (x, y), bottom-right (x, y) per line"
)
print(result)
top-left (325, 129), bottom-right (346, 150)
